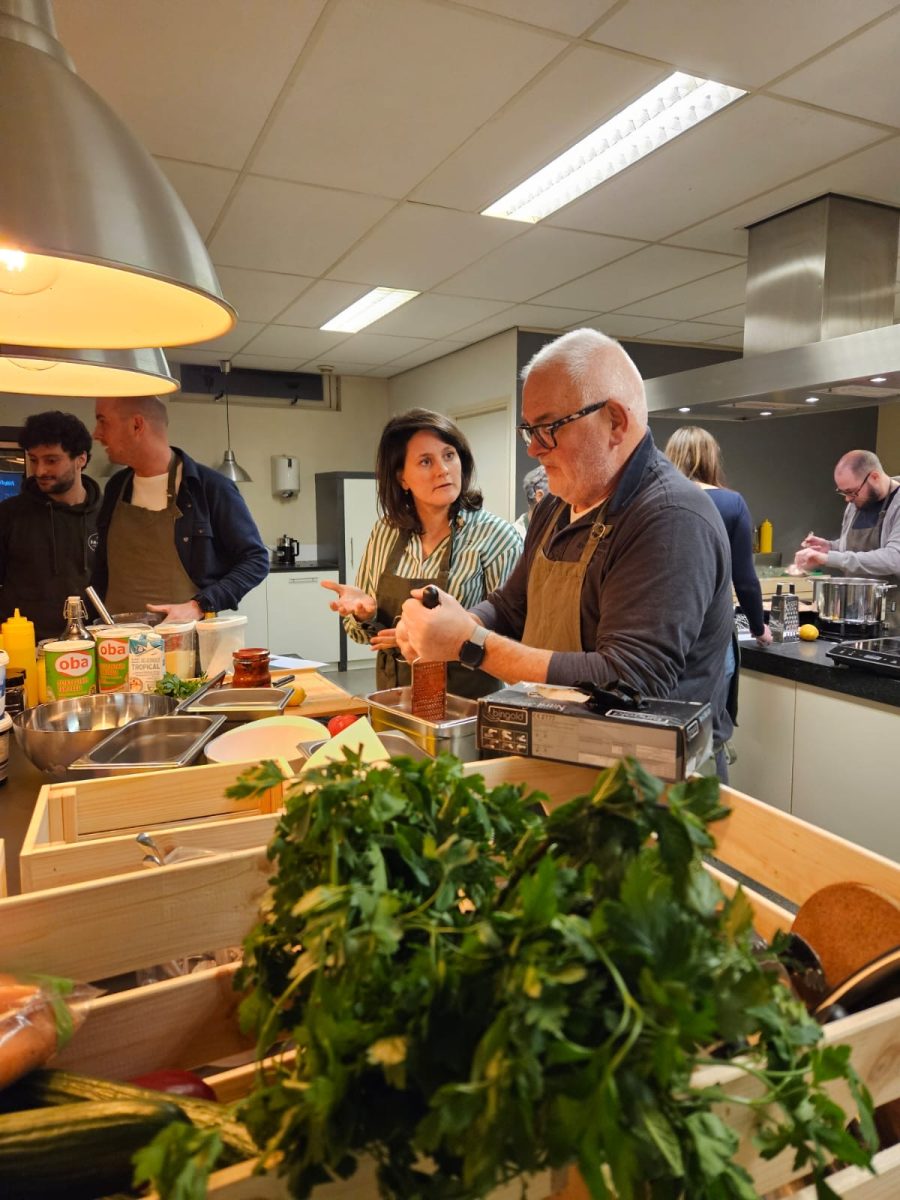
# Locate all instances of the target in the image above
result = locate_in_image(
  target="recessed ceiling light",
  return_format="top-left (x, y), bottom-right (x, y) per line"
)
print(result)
top-left (870, 376), bottom-right (888, 384)
top-left (760, 410), bottom-right (773, 417)
top-left (482, 72), bottom-right (746, 224)
top-left (321, 287), bottom-right (419, 333)
top-left (804, 397), bottom-right (820, 404)
top-left (678, 406), bottom-right (691, 413)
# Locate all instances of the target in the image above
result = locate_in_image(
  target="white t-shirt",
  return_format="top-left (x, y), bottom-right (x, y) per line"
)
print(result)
top-left (130, 463), bottom-right (183, 511)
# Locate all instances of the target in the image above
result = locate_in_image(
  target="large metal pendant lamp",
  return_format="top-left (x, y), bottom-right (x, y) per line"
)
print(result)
top-left (0, 343), bottom-right (177, 395)
top-left (215, 361), bottom-right (251, 483)
top-left (0, 0), bottom-right (236, 349)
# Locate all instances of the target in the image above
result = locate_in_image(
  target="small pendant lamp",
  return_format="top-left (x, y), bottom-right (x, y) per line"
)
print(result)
top-left (215, 361), bottom-right (251, 483)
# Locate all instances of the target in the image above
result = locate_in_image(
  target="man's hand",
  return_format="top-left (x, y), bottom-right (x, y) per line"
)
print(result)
top-left (801, 533), bottom-right (830, 553)
top-left (320, 579), bottom-right (377, 621)
top-left (396, 587), bottom-right (475, 663)
top-left (755, 624), bottom-right (773, 647)
top-left (794, 547), bottom-right (826, 571)
top-left (148, 600), bottom-right (203, 622)
top-left (369, 627), bottom-right (397, 651)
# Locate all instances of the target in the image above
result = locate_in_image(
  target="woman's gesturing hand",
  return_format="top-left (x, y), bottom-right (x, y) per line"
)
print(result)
top-left (320, 579), bottom-right (377, 621)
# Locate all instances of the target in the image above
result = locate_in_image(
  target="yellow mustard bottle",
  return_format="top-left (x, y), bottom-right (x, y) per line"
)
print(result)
top-left (758, 518), bottom-right (773, 554)
top-left (1, 608), bottom-right (39, 706)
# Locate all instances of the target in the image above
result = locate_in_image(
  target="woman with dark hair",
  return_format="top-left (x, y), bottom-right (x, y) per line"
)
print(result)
top-left (322, 408), bottom-right (522, 696)
top-left (665, 426), bottom-right (771, 650)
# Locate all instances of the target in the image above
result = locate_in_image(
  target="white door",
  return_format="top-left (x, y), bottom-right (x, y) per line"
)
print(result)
top-left (343, 477), bottom-right (379, 664)
top-left (455, 406), bottom-right (513, 521)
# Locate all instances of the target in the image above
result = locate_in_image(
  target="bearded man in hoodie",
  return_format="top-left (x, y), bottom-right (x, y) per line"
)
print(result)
top-left (0, 411), bottom-right (101, 640)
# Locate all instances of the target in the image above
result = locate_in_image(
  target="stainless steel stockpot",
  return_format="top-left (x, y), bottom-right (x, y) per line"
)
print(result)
top-left (810, 577), bottom-right (896, 624)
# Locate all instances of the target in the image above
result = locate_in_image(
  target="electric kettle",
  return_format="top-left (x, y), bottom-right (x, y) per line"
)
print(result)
top-left (275, 534), bottom-right (299, 567)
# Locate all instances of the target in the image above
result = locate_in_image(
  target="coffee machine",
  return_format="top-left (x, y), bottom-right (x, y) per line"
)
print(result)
top-left (275, 534), bottom-right (299, 567)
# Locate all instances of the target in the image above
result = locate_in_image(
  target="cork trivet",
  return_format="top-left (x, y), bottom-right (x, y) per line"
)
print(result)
top-left (792, 881), bottom-right (900, 990)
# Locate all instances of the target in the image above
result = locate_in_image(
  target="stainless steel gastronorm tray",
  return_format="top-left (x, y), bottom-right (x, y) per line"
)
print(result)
top-left (70, 714), bottom-right (228, 774)
top-left (366, 687), bottom-right (479, 760)
top-left (181, 686), bottom-right (292, 721)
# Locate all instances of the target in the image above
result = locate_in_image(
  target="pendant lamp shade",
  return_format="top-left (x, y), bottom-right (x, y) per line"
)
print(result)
top-left (215, 360), bottom-right (251, 483)
top-left (0, 1), bottom-right (236, 349)
top-left (0, 343), bottom-right (177, 395)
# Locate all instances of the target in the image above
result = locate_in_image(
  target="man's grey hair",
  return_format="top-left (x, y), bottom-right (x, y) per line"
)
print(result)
top-left (522, 464), bottom-right (548, 505)
top-left (836, 449), bottom-right (881, 479)
top-left (520, 328), bottom-right (648, 426)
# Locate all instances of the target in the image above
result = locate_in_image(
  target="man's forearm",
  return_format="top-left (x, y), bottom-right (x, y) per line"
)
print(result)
top-left (477, 628), bottom-right (553, 685)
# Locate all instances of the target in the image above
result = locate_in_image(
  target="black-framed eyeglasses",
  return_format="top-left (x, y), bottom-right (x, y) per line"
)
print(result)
top-left (835, 470), bottom-right (872, 500)
top-left (516, 400), bottom-right (608, 450)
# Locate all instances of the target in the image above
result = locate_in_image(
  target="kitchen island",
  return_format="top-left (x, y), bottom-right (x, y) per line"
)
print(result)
top-left (731, 637), bottom-right (900, 861)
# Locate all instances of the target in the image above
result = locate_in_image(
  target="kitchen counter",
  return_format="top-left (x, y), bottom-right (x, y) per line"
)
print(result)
top-left (740, 638), bottom-right (900, 710)
top-left (268, 560), bottom-right (338, 573)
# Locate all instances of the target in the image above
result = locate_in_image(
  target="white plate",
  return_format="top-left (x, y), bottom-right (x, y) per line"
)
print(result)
top-left (203, 715), bottom-right (326, 765)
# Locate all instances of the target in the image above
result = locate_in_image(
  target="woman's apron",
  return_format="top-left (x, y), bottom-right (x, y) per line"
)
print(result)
top-left (373, 529), bottom-right (499, 699)
top-left (844, 485), bottom-right (900, 632)
top-left (105, 454), bottom-right (198, 613)
top-left (521, 501), bottom-right (612, 652)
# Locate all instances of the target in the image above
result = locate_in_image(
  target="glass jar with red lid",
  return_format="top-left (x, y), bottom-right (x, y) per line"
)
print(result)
top-left (232, 647), bottom-right (271, 688)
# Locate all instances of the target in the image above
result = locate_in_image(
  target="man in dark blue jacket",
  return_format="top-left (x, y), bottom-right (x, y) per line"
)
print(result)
top-left (92, 396), bottom-right (268, 619)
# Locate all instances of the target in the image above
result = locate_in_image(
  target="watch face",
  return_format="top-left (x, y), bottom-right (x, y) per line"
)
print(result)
top-left (459, 638), bottom-right (486, 669)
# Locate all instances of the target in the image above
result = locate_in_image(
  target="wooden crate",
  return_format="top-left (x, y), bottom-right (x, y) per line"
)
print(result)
top-left (0, 759), bottom-right (897, 1198)
top-left (18, 757), bottom-right (292, 893)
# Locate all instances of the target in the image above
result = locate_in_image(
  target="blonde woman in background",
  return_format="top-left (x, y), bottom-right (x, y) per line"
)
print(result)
top-left (665, 427), bottom-right (772, 651)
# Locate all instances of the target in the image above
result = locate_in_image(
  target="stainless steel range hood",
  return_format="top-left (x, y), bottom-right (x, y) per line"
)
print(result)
top-left (645, 195), bottom-right (900, 419)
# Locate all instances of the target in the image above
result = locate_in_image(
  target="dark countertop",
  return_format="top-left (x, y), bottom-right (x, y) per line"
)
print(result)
top-left (740, 637), bottom-right (900, 710)
top-left (268, 561), bottom-right (338, 573)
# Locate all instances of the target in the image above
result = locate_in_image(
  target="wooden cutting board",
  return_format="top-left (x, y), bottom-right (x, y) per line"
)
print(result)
top-left (271, 670), bottom-right (368, 720)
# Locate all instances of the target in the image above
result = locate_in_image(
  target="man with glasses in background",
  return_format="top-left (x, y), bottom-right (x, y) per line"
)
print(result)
top-left (396, 327), bottom-right (736, 778)
top-left (794, 450), bottom-right (900, 630)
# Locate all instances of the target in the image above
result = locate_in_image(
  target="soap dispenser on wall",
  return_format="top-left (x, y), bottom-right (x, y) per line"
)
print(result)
top-left (272, 455), bottom-right (300, 499)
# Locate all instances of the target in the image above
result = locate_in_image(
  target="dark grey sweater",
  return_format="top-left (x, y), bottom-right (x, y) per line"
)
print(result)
top-left (471, 432), bottom-right (734, 743)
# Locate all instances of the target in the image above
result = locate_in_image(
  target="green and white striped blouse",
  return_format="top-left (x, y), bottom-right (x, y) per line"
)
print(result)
top-left (345, 507), bottom-right (523, 644)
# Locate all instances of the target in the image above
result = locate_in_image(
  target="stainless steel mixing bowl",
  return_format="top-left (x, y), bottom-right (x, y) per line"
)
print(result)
top-left (12, 692), bottom-right (176, 773)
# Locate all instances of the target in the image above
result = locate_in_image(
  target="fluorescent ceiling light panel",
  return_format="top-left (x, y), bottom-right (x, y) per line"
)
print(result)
top-left (321, 287), bottom-right (419, 333)
top-left (482, 72), bottom-right (746, 224)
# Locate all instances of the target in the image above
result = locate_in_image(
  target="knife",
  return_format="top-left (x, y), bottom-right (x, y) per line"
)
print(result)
top-left (409, 584), bottom-right (447, 721)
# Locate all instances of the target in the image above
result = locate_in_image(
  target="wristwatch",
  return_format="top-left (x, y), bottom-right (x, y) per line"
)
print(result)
top-left (458, 623), bottom-right (490, 670)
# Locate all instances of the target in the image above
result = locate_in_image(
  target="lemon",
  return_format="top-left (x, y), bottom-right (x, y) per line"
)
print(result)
top-left (798, 624), bottom-right (819, 641)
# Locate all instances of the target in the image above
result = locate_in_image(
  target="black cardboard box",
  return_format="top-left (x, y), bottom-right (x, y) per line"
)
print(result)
top-left (477, 683), bottom-right (713, 782)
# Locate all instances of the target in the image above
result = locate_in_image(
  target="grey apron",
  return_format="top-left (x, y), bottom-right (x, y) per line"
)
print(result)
top-left (374, 528), bottom-right (499, 699)
top-left (844, 484), bottom-right (900, 632)
top-left (105, 454), bottom-right (198, 613)
top-left (521, 500), bottom-right (612, 652)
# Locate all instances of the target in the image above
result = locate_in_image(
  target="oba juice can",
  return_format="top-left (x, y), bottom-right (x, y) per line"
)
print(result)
top-left (44, 640), bottom-right (96, 700)
top-left (93, 625), bottom-right (141, 692)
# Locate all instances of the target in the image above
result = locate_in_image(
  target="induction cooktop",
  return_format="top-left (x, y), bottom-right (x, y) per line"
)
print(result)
top-left (826, 637), bottom-right (900, 679)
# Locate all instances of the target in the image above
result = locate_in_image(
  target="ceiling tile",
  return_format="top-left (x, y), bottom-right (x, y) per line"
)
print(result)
top-left (171, 350), bottom-right (225, 367)
top-left (296, 357), bottom-right (381, 374)
top-left (230, 352), bottom-right (311, 370)
top-left (176, 321), bottom-right (264, 356)
top-left (771, 11), bottom-right (900, 126)
top-left (240, 326), bottom-right (349, 359)
top-left (652, 320), bottom-right (745, 343)
top-left (669, 136), bottom-right (900, 254)
top-left (535, 245), bottom-right (743, 310)
top-left (445, 302), bottom-right (598, 344)
top-left (709, 331), bottom-right (744, 348)
top-left (370, 294), bottom-right (512, 338)
top-left (588, 0), bottom-right (897, 89)
top-left (155, 158), bottom-right (237, 240)
top-left (616, 264), bottom-right (747, 320)
top-left (279, 281), bottom-right (373, 329)
top-left (578, 313), bottom-right (674, 337)
top-left (415, 45), bottom-right (666, 213)
top-left (545, 96), bottom-right (883, 241)
top-left (328, 332), bottom-right (434, 365)
top-left (329, 203), bottom-right (521, 290)
top-left (209, 177), bottom-right (395, 275)
top-left (439, 226), bottom-right (644, 301)
top-left (376, 339), bottom-right (472, 375)
top-left (54, 0), bottom-right (326, 169)
top-left (701, 303), bottom-right (746, 326)
top-left (454, 0), bottom-right (618, 36)
top-left (213, 267), bottom-right (314, 324)
top-left (252, 0), bottom-right (564, 196)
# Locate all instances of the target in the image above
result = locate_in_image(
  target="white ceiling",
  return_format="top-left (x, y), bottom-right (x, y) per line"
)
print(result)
top-left (54, 0), bottom-right (900, 380)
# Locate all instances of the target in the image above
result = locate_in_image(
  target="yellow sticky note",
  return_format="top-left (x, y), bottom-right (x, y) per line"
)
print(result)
top-left (301, 717), bottom-right (390, 772)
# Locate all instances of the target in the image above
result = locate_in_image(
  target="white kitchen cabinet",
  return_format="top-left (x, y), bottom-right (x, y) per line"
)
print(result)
top-left (234, 577), bottom-right (269, 649)
top-left (315, 472), bottom-right (377, 668)
top-left (266, 570), bottom-right (340, 662)
top-left (729, 670), bottom-right (795, 813)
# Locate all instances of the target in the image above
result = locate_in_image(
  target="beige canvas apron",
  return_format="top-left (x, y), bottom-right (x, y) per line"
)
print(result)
top-left (521, 500), bottom-right (612, 652)
top-left (105, 453), bottom-right (198, 613)
top-left (844, 484), bottom-right (900, 632)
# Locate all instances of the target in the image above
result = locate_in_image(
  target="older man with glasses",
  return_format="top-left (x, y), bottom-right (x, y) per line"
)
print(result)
top-left (795, 450), bottom-right (900, 629)
top-left (396, 327), bottom-right (736, 779)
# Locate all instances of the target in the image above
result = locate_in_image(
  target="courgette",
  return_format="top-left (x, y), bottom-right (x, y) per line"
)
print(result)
top-left (0, 1098), bottom-right (188, 1199)
top-left (0, 1067), bottom-right (257, 1164)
